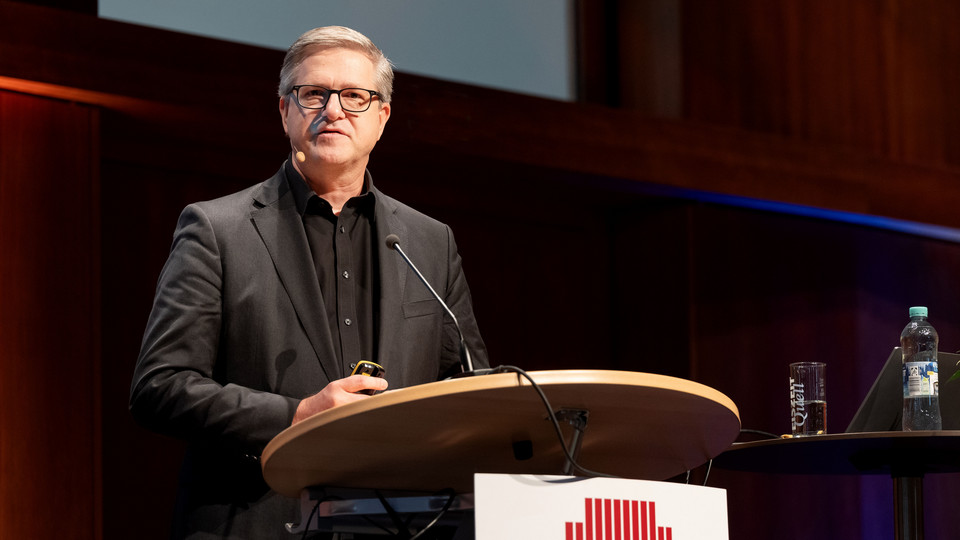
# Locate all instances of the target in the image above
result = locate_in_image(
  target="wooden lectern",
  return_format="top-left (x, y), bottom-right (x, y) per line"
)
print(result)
top-left (261, 369), bottom-right (741, 535)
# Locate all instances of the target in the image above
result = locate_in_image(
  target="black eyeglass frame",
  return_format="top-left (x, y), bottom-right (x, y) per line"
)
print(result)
top-left (289, 85), bottom-right (382, 113)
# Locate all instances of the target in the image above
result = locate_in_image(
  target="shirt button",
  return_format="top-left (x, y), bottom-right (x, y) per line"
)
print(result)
top-left (344, 318), bottom-right (352, 326)
top-left (342, 270), bottom-right (350, 279)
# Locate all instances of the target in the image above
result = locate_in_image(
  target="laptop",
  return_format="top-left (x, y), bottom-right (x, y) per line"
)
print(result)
top-left (846, 348), bottom-right (960, 432)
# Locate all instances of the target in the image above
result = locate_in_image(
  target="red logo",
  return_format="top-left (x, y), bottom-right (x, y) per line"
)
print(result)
top-left (565, 497), bottom-right (673, 540)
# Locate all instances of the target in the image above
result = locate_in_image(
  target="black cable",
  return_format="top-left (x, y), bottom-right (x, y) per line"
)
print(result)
top-left (359, 508), bottom-right (403, 537)
top-left (359, 365), bottom-right (619, 539)
top-left (738, 429), bottom-right (781, 440)
top-left (407, 489), bottom-right (457, 540)
top-left (300, 499), bottom-right (322, 540)
top-left (361, 489), bottom-right (457, 539)
top-left (494, 365), bottom-right (620, 479)
top-left (358, 514), bottom-right (399, 537)
top-left (374, 490), bottom-right (411, 538)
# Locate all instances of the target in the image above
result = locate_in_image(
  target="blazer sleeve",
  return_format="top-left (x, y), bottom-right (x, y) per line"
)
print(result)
top-left (440, 224), bottom-right (490, 376)
top-left (129, 203), bottom-right (299, 454)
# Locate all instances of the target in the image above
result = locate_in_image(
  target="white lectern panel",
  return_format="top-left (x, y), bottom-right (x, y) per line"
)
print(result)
top-left (475, 474), bottom-right (728, 540)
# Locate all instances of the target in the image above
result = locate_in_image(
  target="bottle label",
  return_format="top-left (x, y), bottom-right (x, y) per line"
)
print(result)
top-left (903, 361), bottom-right (939, 397)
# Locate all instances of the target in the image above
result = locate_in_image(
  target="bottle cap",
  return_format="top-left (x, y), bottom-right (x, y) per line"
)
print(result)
top-left (909, 306), bottom-right (928, 318)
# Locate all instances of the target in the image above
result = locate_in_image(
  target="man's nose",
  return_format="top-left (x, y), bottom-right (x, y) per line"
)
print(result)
top-left (323, 94), bottom-right (346, 120)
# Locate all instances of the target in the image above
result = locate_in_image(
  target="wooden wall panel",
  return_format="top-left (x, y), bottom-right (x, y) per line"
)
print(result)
top-left (681, 0), bottom-right (960, 166)
top-left (616, 0), bottom-right (682, 116)
top-left (0, 91), bottom-right (100, 540)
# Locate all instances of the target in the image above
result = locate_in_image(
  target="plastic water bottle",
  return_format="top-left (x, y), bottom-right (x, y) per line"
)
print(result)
top-left (901, 306), bottom-right (942, 431)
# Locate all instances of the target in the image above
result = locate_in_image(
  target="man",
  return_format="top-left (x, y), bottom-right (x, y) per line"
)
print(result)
top-left (130, 26), bottom-right (488, 539)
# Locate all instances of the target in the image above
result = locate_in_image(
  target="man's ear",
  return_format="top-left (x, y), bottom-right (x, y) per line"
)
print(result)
top-left (279, 96), bottom-right (289, 135)
top-left (376, 102), bottom-right (391, 141)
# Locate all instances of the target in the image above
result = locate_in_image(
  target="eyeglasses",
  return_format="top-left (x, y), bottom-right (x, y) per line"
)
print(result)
top-left (290, 85), bottom-right (381, 113)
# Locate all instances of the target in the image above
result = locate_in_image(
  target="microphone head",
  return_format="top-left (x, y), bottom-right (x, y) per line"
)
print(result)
top-left (295, 150), bottom-right (306, 163)
top-left (384, 234), bottom-right (401, 250)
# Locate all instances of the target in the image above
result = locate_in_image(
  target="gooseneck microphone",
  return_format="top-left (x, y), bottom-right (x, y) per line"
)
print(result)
top-left (385, 234), bottom-right (474, 373)
top-left (385, 235), bottom-right (614, 478)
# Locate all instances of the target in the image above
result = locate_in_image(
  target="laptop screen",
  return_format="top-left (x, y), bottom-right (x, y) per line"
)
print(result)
top-left (846, 348), bottom-right (960, 432)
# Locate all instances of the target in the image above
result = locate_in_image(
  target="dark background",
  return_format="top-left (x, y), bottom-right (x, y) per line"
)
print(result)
top-left (5, 1), bottom-right (960, 538)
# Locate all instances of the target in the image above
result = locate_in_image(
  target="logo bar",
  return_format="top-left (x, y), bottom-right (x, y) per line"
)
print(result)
top-left (566, 497), bottom-right (673, 540)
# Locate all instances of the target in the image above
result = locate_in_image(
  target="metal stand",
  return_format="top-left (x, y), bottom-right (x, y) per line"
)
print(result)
top-left (893, 474), bottom-right (924, 540)
top-left (555, 408), bottom-right (589, 475)
top-left (287, 487), bottom-right (474, 535)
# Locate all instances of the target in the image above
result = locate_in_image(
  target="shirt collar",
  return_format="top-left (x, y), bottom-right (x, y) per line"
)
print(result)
top-left (283, 158), bottom-right (377, 217)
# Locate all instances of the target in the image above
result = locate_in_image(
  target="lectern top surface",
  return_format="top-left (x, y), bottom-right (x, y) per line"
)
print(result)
top-left (261, 369), bottom-right (741, 497)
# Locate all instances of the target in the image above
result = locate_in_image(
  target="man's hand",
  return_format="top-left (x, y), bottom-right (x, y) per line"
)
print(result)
top-left (291, 375), bottom-right (389, 425)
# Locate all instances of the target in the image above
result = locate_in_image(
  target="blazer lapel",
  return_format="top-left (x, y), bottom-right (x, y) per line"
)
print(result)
top-left (374, 189), bottom-right (408, 375)
top-left (250, 168), bottom-right (340, 381)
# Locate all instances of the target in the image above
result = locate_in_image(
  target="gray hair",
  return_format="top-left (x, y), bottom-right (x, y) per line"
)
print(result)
top-left (278, 26), bottom-right (394, 104)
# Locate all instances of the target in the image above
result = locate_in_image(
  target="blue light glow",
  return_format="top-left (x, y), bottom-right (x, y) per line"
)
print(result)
top-left (683, 190), bottom-right (960, 244)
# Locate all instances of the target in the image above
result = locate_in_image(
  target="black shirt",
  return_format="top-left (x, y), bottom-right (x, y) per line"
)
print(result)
top-left (285, 159), bottom-right (379, 378)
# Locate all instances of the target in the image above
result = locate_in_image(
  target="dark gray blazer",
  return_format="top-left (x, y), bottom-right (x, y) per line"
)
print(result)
top-left (130, 163), bottom-right (488, 539)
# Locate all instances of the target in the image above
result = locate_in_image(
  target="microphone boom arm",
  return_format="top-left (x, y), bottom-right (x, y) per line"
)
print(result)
top-left (387, 237), bottom-right (474, 373)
